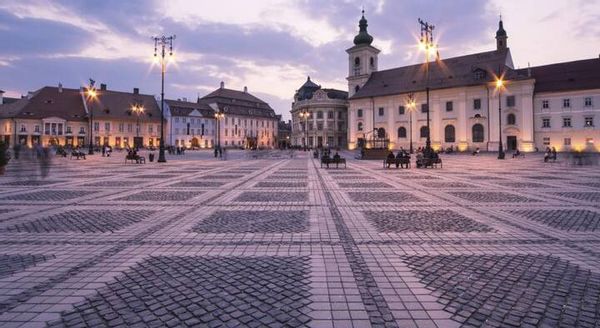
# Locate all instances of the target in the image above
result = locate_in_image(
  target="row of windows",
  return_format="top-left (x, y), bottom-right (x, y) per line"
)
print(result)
top-left (297, 111), bottom-right (345, 120)
top-left (173, 117), bottom-right (211, 125)
top-left (361, 124), bottom-right (485, 143)
top-left (543, 137), bottom-right (595, 146)
top-left (224, 129), bottom-right (274, 138)
top-left (93, 122), bottom-right (160, 134)
top-left (541, 97), bottom-right (593, 109)
top-left (300, 122), bottom-right (345, 131)
top-left (542, 117), bottom-right (594, 128)
top-left (224, 118), bottom-right (274, 128)
top-left (19, 124), bottom-right (85, 135)
top-left (361, 98), bottom-right (493, 118)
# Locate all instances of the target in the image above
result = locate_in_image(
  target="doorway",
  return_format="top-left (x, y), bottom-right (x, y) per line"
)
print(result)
top-left (506, 136), bottom-right (517, 151)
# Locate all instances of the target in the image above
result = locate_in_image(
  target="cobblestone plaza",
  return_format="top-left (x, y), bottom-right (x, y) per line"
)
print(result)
top-left (0, 151), bottom-right (599, 328)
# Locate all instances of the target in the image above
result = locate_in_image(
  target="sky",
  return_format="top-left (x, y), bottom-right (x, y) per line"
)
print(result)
top-left (1, 0), bottom-right (598, 120)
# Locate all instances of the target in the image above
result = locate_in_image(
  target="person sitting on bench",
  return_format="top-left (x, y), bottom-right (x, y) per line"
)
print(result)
top-left (386, 151), bottom-right (395, 168)
top-left (472, 147), bottom-right (480, 156)
top-left (512, 149), bottom-right (522, 158)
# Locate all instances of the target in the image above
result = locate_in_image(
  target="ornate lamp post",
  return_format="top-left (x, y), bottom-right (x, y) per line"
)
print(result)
top-left (406, 93), bottom-right (416, 154)
top-left (131, 102), bottom-right (145, 138)
top-left (495, 75), bottom-right (506, 159)
top-left (85, 79), bottom-right (97, 155)
top-left (214, 109), bottom-right (224, 148)
top-left (418, 18), bottom-right (437, 157)
top-left (153, 34), bottom-right (175, 163)
top-left (298, 110), bottom-right (310, 151)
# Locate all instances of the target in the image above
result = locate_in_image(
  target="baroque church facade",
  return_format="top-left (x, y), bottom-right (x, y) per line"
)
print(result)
top-left (346, 13), bottom-right (600, 153)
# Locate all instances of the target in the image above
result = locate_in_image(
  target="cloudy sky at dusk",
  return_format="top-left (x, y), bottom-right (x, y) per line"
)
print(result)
top-left (1, 0), bottom-right (598, 119)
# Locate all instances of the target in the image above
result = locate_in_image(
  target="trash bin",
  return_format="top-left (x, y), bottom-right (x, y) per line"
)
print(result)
top-left (149, 153), bottom-right (155, 162)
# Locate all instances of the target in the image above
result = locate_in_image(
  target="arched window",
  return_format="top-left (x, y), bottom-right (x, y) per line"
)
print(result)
top-left (472, 124), bottom-right (484, 143)
top-left (357, 122), bottom-right (363, 131)
top-left (397, 127), bottom-right (407, 138)
top-left (355, 85), bottom-right (360, 93)
top-left (420, 126), bottom-right (429, 138)
top-left (377, 127), bottom-right (386, 138)
top-left (444, 125), bottom-right (456, 143)
top-left (370, 57), bottom-right (374, 67)
top-left (507, 113), bottom-right (516, 125)
top-left (354, 57), bottom-right (360, 66)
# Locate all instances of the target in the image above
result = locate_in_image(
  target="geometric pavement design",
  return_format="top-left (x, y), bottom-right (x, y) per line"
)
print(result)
top-left (508, 209), bottom-right (600, 232)
top-left (45, 256), bottom-right (312, 328)
top-left (450, 191), bottom-right (540, 203)
top-left (116, 191), bottom-right (203, 201)
top-left (553, 192), bottom-right (600, 203)
top-left (363, 210), bottom-right (494, 233)
top-left (0, 254), bottom-right (53, 279)
top-left (347, 191), bottom-right (425, 203)
top-left (234, 192), bottom-right (308, 202)
top-left (192, 210), bottom-right (309, 233)
top-left (405, 254), bottom-right (600, 328)
top-left (0, 190), bottom-right (95, 201)
top-left (0, 210), bottom-right (155, 233)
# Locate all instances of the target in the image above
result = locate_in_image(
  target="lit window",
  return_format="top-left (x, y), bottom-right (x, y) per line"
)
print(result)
top-left (586, 138), bottom-right (594, 145)
top-left (584, 116), bottom-right (594, 127)
top-left (357, 122), bottom-right (363, 131)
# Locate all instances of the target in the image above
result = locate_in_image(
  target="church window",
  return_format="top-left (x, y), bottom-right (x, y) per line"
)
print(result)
top-left (472, 124), bottom-right (484, 142)
top-left (354, 57), bottom-right (360, 66)
top-left (378, 107), bottom-right (384, 116)
top-left (397, 127), bottom-right (407, 138)
top-left (444, 125), bottom-right (455, 142)
top-left (446, 101), bottom-right (453, 112)
top-left (507, 113), bottom-right (516, 125)
top-left (357, 109), bottom-right (363, 118)
top-left (421, 104), bottom-right (428, 113)
top-left (420, 126), bottom-right (428, 138)
top-left (506, 96), bottom-right (515, 107)
top-left (473, 98), bottom-right (481, 110)
top-left (357, 122), bottom-right (363, 131)
top-left (370, 57), bottom-right (374, 67)
top-left (398, 106), bottom-right (405, 115)
top-left (355, 85), bottom-right (360, 93)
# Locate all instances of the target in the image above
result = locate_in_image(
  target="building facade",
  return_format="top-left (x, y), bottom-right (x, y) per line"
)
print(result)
top-left (201, 82), bottom-right (278, 149)
top-left (346, 13), bottom-right (599, 152)
top-left (85, 84), bottom-right (163, 149)
top-left (291, 77), bottom-right (348, 149)
top-left (165, 99), bottom-right (215, 149)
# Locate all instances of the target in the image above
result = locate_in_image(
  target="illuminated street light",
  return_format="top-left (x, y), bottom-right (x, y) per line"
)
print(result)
top-left (214, 109), bottom-right (225, 149)
top-left (298, 110), bottom-right (310, 151)
top-left (131, 103), bottom-right (145, 138)
top-left (85, 79), bottom-right (97, 155)
top-left (417, 18), bottom-right (437, 157)
top-left (152, 34), bottom-right (176, 163)
top-left (495, 74), bottom-right (506, 159)
top-left (406, 93), bottom-right (416, 154)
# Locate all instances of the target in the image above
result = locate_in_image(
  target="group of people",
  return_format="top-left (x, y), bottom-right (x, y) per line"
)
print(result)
top-left (544, 147), bottom-right (558, 162)
top-left (213, 146), bottom-right (226, 160)
top-left (386, 148), bottom-right (411, 168)
top-left (101, 145), bottom-right (113, 157)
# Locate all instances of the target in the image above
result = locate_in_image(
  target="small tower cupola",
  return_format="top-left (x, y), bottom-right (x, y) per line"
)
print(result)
top-left (495, 17), bottom-right (508, 51)
top-left (353, 10), bottom-right (374, 46)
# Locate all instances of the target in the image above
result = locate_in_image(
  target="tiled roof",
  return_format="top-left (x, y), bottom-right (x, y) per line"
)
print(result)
top-left (525, 58), bottom-right (600, 93)
top-left (201, 87), bottom-right (277, 119)
top-left (165, 99), bottom-right (215, 117)
top-left (322, 88), bottom-right (349, 100)
top-left (0, 87), bottom-right (87, 121)
top-left (87, 90), bottom-right (162, 122)
top-left (350, 48), bottom-right (524, 99)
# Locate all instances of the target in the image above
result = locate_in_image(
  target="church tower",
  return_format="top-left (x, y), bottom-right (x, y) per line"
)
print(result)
top-left (347, 10), bottom-right (380, 97)
top-left (495, 18), bottom-right (508, 51)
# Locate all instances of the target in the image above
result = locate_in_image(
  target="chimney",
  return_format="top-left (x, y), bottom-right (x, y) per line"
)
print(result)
top-left (133, 87), bottom-right (139, 95)
top-left (243, 86), bottom-right (248, 93)
top-left (100, 83), bottom-right (107, 91)
top-left (527, 62), bottom-right (531, 77)
top-left (182, 97), bottom-right (187, 102)
top-left (27, 91), bottom-right (34, 100)
top-left (58, 82), bottom-right (63, 93)
top-left (220, 81), bottom-right (225, 89)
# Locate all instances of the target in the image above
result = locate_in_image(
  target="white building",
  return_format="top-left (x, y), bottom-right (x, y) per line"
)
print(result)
top-left (165, 99), bottom-right (215, 149)
top-left (291, 77), bottom-right (348, 148)
top-left (345, 12), bottom-right (600, 152)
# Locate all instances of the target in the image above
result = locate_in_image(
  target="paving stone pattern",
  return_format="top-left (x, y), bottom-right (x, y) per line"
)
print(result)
top-left (1, 210), bottom-right (154, 233)
top-left (0, 254), bottom-right (53, 279)
top-left (1, 152), bottom-right (600, 328)
top-left (509, 209), bottom-right (600, 232)
top-left (363, 210), bottom-right (494, 233)
top-left (235, 191), bottom-right (308, 202)
top-left (193, 210), bottom-right (309, 233)
top-left (46, 256), bottom-right (312, 328)
top-left (405, 254), bottom-right (600, 328)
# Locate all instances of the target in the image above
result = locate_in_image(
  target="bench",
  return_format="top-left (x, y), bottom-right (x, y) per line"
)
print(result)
top-left (321, 157), bottom-right (346, 168)
top-left (70, 151), bottom-right (86, 160)
top-left (416, 157), bottom-right (442, 168)
top-left (126, 154), bottom-right (145, 164)
top-left (544, 154), bottom-right (557, 163)
top-left (383, 158), bottom-right (411, 169)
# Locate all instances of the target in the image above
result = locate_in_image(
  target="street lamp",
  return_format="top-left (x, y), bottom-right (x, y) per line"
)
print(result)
top-left (131, 103), bottom-right (145, 138)
top-left (153, 34), bottom-right (175, 163)
top-left (418, 18), bottom-right (437, 157)
top-left (85, 79), bottom-right (97, 155)
top-left (214, 109), bottom-right (224, 149)
top-left (495, 74), bottom-right (506, 159)
top-left (406, 93), bottom-right (416, 154)
top-left (298, 110), bottom-right (310, 151)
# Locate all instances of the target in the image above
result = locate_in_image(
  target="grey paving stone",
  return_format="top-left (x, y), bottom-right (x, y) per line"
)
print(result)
top-left (255, 181), bottom-right (308, 188)
top-left (0, 254), bottom-right (53, 279)
top-left (235, 192), bottom-right (308, 202)
top-left (553, 192), bottom-right (600, 202)
top-left (508, 209), bottom-right (600, 232)
top-left (117, 191), bottom-right (203, 201)
top-left (0, 210), bottom-right (154, 233)
top-left (45, 256), bottom-right (311, 327)
top-left (0, 190), bottom-right (95, 202)
top-left (405, 254), bottom-right (600, 327)
top-left (168, 180), bottom-right (227, 188)
top-left (450, 192), bottom-right (539, 203)
top-left (192, 210), bottom-right (309, 233)
top-left (363, 210), bottom-right (494, 233)
top-left (347, 192), bottom-right (424, 203)
top-left (4, 180), bottom-right (65, 186)
top-left (338, 182), bottom-right (393, 189)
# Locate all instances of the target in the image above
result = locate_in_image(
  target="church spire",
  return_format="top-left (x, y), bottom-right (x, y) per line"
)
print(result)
top-left (353, 9), bottom-right (374, 46)
top-left (495, 16), bottom-right (508, 51)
